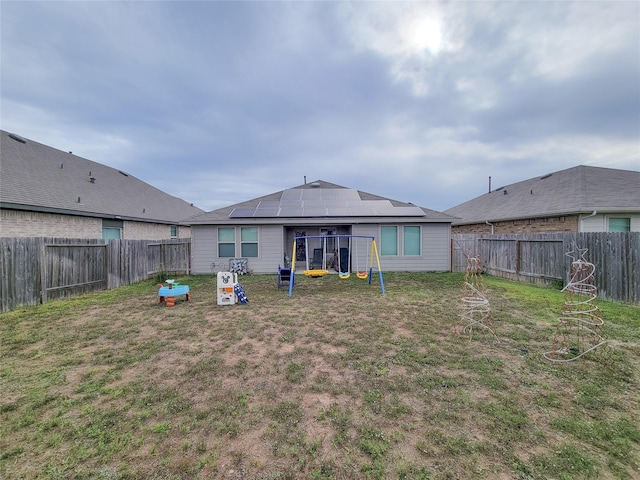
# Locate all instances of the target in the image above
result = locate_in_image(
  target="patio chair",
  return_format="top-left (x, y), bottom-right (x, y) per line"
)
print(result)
top-left (310, 248), bottom-right (323, 269)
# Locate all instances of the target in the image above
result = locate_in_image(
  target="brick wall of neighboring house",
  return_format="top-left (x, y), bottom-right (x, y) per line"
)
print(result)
top-left (0, 209), bottom-right (102, 237)
top-left (1, 209), bottom-right (191, 239)
top-left (452, 215), bottom-right (579, 234)
top-left (123, 220), bottom-right (191, 240)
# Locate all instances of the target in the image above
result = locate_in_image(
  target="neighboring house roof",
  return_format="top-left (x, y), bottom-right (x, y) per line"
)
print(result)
top-left (188, 180), bottom-right (455, 225)
top-left (444, 165), bottom-right (640, 225)
top-left (1, 130), bottom-right (203, 223)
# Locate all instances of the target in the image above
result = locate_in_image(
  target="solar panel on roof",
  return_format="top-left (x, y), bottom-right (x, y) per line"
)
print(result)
top-left (348, 206), bottom-right (378, 216)
top-left (371, 206), bottom-right (396, 216)
top-left (257, 200), bottom-right (281, 208)
top-left (279, 207), bottom-right (304, 216)
top-left (231, 188), bottom-right (425, 218)
top-left (281, 189), bottom-right (303, 201)
top-left (373, 206), bottom-right (424, 216)
top-left (358, 200), bottom-right (393, 208)
top-left (301, 201), bottom-right (326, 208)
top-left (253, 208), bottom-right (280, 217)
top-left (303, 207), bottom-right (328, 216)
top-left (300, 189), bottom-right (323, 201)
top-left (320, 189), bottom-right (360, 201)
top-left (326, 207), bottom-right (352, 216)
top-left (229, 208), bottom-right (257, 218)
top-left (321, 200), bottom-right (346, 207)
top-left (389, 207), bottom-right (425, 216)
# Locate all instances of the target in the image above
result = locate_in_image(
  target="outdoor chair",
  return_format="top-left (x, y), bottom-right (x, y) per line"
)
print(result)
top-left (310, 248), bottom-right (323, 269)
top-left (277, 265), bottom-right (291, 289)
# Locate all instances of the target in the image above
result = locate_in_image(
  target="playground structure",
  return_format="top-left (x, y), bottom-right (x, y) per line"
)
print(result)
top-left (458, 251), bottom-right (497, 339)
top-left (287, 235), bottom-right (385, 297)
top-left (543, 243), bottom-right (607, 362)
top-left (217, 271), bottom-right (238, 305)
top-left (216, 271), bottom-right (249, 305)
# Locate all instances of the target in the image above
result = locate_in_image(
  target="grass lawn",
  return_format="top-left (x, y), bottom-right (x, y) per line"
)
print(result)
top-left (1, 272), bottom-right (639, 480)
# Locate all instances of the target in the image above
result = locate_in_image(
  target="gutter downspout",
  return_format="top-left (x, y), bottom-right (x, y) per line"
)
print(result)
top-left (485, 220), bottom-right (494, 234)
top-left (580, 211), bottom-right (597, 232)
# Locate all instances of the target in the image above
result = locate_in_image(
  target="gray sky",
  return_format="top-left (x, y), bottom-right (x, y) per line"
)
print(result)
top-left (2, 1), bottom-right (639, 212)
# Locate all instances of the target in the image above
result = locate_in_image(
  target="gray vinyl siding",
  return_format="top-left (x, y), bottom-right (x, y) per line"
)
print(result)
top-left (248, 225), bottom-right (284, 273)
top-left (580, 213), bottom-right (640, 232)
top-left (191, 224), bottom-right (285, 274)
top-left (375, 222), bottom-right (450, 272)
top-left (352, 224), bottom-right (377, 237)
top-left (192, 222), bottom-right (451, 274)
top-left (422, 223), bottom-right (451, 271)
top-left (191, 225), bottom-right (217, 274)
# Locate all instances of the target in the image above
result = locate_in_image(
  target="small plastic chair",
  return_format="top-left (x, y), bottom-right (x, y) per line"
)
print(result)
top-left (277, 264), bottom-right (291, 289)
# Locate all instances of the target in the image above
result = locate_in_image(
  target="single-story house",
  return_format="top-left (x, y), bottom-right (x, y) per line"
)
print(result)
top-left (444, 165), bottom-right (640, 234)
top-left (186, 180), bottom-right (456, 274)
top-left (1, 130), bottom-right (203, 240)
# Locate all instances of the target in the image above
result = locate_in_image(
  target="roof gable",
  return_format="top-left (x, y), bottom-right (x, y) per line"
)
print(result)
top-left (0, 130), bottom-right (203, 223)
top-left (445, 165), bottom-right (640, 224)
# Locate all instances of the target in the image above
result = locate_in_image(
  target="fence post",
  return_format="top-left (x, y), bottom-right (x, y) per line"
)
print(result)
top-left (187, 240), bottom-right (191, 275)
top-left (39, 238), bottom-right (47, 304)
top-left (450, 238), bottom-right (454, 272)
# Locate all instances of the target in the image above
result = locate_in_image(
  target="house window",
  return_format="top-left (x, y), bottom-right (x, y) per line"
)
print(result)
top-left (170, 225), bottom-right (178, 238)
top-left (102, 219), bottom-right (122, 241)
top-left (380, 226), bottom-right (398, 256)
top-left (403, 226), bottom-right (421, 256)
top-left (218, 227), bottom-right (235, 257)
top-left (609, 218), bottom-right (630, 232)
top-left (241, 227), bottom-right (258, 257)
top-left (102, 227), bottom-right (121, 241)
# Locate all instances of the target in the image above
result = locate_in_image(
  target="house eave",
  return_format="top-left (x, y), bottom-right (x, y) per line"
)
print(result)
top-left (450, 208), bottom-right (639, 226)
top-left (187, 215), bottom-right (453, 226)
top-left (1, 202), bottom-right (180, 225)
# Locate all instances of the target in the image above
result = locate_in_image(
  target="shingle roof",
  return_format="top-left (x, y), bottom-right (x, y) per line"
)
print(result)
top-left (444, 165), bottom-right (640, 225)
top-left (1, 130), bottom-right (203, 223)
top-left (188, 179), bottom-right (455, 224)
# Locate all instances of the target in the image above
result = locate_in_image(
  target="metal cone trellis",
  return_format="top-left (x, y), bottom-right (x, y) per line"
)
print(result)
top-left (458, 251), bottom-right (497, 339)
top-left (543, 243), bottom-right (607, 362)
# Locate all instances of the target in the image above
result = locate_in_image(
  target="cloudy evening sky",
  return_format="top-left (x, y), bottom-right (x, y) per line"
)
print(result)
top-left (1, 1), bottom-right (639, 212)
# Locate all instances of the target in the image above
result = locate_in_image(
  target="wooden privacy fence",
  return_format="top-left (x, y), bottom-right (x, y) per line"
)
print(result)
top-left (0, 237), bottom-right (191, 313)
top-left (452, 232), bottom-right (639, 304)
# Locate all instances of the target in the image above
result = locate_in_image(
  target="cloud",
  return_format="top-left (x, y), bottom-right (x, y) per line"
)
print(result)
top-left (1, 1), bottom-right (638, 213)
top-left (337, 2), bottom-right (459, 95)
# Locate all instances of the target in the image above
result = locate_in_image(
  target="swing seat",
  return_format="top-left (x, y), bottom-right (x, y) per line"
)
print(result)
top-left (338, 272), bottom-right (350, 279)
top-left (304, 269), bottom-right (328, 278)
top-left (356, 271), bottom-right (369, 279)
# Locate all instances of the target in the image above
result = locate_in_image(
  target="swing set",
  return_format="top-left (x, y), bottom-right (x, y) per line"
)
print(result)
top-left (288, 234), bottom-right (385, 297)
